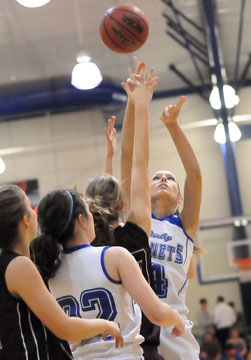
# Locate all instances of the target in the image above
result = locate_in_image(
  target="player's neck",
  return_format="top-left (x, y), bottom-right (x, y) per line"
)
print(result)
top-left (11, 239), bottom-right (30, 258)
top-left (64, 233), bottom-right (90, 249)
top-left (151, 199), bottom-right (176, 219)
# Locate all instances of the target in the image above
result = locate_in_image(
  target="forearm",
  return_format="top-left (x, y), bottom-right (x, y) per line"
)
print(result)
top-left (133, 103), bottom-right (149, 167)
top-left (121, 100), bottom-right (135, 205)
top-left (60, 317), bottom-right (109, 341)
top-left (142, 295), bottom-right (182, 328)
top-left (166, 122), bottom-right (201, 177)
top-left (104, 155), bottom-right (113, 175)
top-left (121, 99), bottom-right (135, 158)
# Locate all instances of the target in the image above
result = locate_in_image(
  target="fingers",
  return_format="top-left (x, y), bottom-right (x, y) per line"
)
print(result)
top-left (146, 66), bottom-right (154, 83)
top-left (171, 327), bottom-right (182, 337)
top-left (104, 116), bottom-right (116, 140)
top-left (104, 127), bottom-right (109, 139)
top-left (150, 76), bottom-right (159, 91)
top-left (133, 56), bottom-right (145, 76)
top-left (108, 116), bottom-right (116, 131)
top-left (115, 333), bottom-right (124, 348)
top-left (133, 56), bottom-right (139, 71)
top-left (176, 96), bottom-right (186, 109)
top-left (121, 81), bottom-right (132, 97)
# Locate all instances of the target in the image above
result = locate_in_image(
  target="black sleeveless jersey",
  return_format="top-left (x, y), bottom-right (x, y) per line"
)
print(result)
top-left (114, 222), bottom-right (161, 349)
top-left (0, 250), bottom-right (73, 360)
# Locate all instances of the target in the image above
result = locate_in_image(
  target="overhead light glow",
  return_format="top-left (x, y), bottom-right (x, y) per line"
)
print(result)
top-left (16, 0), bottom-right (50, 7)
top-left (214, 121), bottom-right (242, 144)
top-left (71, 56), bottom-right (102, 90)
top-left (0, 157), bottom-right (6, 174)
top-left (214, 123), bottom-right (226, 144)
top-left (228, 121), bottom-right (241, 142)
top-left (209, 85), bottom-right (239, 110)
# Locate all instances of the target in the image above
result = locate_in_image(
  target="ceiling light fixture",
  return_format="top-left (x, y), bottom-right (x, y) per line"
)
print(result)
top-left (214, 120), bottom-right (242, 144)
top-left (16, 0), bottom-right (50, 8)
top-left (71, 0), bottom-right (102, 91)
top-left (0, 157), bottom-right (6, 174)
top-left (209, 85), bottom-right (239, 110)
top-left (71, 52), bottom-right (102, 90)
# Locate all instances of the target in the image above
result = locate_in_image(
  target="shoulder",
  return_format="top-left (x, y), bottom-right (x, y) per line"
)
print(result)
top-left (6, 256), bottom-right (42, 295)
top-left (104, 246), bottom-right (132, 257)
top-left (6, 255), bottom-right (36, 274)
top-left (104, 246), bottom-right (136, 264)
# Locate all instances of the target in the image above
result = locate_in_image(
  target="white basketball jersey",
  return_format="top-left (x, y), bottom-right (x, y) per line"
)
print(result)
top-left (150, 214), bottom-right (200, 360)
top-left (49, 244), bottom-right (144, 360)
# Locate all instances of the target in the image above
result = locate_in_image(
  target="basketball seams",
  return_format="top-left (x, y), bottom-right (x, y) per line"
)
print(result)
top-left (106, 7), bottom-right (148, 29)
top-left (100, 5), bottom-right (149, 53)
top-left (102, 18), bottom-right (128, 52)
top-left (106, 14), bottom-right (144, 45)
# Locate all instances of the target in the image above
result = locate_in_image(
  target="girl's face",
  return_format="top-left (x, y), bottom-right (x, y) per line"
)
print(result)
top-left (24, 194), bottom-right (37, 240)
top-left (150, 170), bottom-right (181, 205)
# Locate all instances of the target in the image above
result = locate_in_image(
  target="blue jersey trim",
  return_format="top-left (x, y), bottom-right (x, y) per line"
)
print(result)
top-left (178, 275), bottom-right (188, 296)
top-left (101, 247), bottom-right (122, 284)
top-left (151, 213), bottom-right (194, 243)
top-left (63, 244), bottom-right (92, 253)
top-left (184, 238), bottom-right (189, 265)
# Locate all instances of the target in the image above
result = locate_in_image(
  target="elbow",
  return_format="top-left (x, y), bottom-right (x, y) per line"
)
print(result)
top-left (145, 304), bottom-right (172, 327)
top-left (194, 168), bottom-right (202, 183)
top-left (146, 311), bottom-right (164, 327)
top-left (51, 320), bottom-right (74, 341)
top-left (188, 270), bottom-right (195, 279)
top-left (53, 327), bottom-right (71, 341)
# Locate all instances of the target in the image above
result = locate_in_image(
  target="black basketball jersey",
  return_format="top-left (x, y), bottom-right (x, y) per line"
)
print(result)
top-left (114, 222), bottom-right (161, 349)
top-left (0, 250), bottom-right (73, 360)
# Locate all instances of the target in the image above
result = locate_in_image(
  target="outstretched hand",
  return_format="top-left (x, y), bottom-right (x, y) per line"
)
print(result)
top-left (104, 116), bottom-right (116, 158)
top-left (160, 96), bottom-right (186, 127)
top-left (121, 62), bottom-right (159, 106)
top-left (127, 56), bottom-right (145, 92)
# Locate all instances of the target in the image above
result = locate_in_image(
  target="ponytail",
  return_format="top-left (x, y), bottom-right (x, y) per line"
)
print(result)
top-left (31, 189), bottom-right (88, 281)
top-left (30, 233), bottom-right (61, 282)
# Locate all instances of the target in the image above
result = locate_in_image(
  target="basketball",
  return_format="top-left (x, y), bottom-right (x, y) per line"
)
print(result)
top-left (99, 4), bottom-right (149, 54)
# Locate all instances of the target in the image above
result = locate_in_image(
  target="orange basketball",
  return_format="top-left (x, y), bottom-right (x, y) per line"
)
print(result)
top-left (99, 4), bottom-right (149, 53)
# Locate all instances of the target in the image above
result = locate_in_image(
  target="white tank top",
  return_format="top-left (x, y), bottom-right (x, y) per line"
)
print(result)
top-left (150, 214), bottom-right (194, 315)
top-left (49, 245), bottom-right (143, 359)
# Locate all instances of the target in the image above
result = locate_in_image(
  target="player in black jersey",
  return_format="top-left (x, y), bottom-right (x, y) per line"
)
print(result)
top-left (0, 184), bottom-right (123, 360)
top-left (85, 61), bottom-right (184, 359)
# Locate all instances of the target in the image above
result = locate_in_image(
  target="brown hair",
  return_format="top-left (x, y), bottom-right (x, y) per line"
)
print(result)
top-left (0, 185), bottom-right (28, 250)
top-left (85, 175), bottom-right (123, 246)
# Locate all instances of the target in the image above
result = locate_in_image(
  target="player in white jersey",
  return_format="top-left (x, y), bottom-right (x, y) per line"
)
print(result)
top-left (31, 189), bottom-right (185, 360)
top-left (149, 96), bottom-right (202, 360)
top-left (49, 245), bottom-right (143, 360)
top-left (120, 76), bottom-right (202, 360)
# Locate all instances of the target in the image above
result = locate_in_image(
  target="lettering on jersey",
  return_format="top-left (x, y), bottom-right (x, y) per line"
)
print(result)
top-left (175, 243), bottom-right (183, 264)
top-left (167, 245), bottom-right (176, 261)
top-left (57, 287), bottom-right (117, 321)
top-left (152, 263), bottom-right (168, 298)
top-left (150, 230), bottom-right (172, 242)
top-left (150, 241), bottom-right (184, 264)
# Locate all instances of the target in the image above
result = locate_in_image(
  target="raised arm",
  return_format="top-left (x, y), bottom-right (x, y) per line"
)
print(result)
top-left (104, 116), bottom-right (117, 175)
top-left (120, 57), bottom-right (145, 216)
top-left (6, 256), bottom-right (123, 347)
top-left (121, 65), bottom-right (159, 236)
top-left (160, 96), bottom-right (202, 239)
